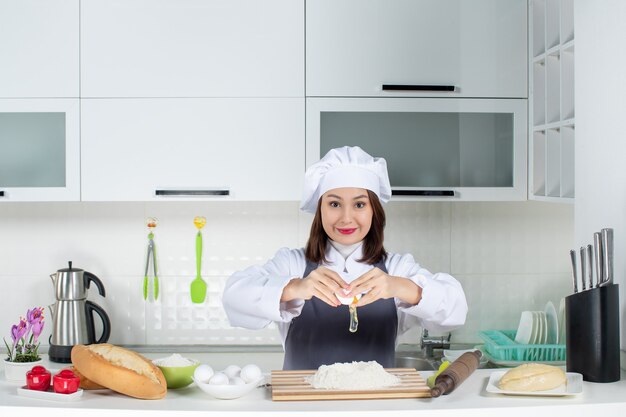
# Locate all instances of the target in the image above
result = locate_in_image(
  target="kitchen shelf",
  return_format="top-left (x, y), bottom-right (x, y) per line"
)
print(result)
top-left (529, 0), bottom-right (575, 201)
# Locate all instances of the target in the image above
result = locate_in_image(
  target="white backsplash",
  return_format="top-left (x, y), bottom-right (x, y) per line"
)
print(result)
top-left (0, 201), bottom-right (573, 347)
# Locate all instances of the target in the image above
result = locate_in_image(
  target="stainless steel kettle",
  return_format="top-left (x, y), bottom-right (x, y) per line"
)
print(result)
top-left (48, 261), bottom-right (111, 363)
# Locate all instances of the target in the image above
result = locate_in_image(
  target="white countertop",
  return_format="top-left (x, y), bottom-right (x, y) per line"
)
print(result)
top-left (2, 353), bottom-right (626, 417)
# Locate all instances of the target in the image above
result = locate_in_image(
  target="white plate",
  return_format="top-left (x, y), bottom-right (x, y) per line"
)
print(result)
top-left (17, 386), bottom-right (83, 402)
top-left (558, 298), bottom-right (566, 344)
top-left (486, 371), bottom-right (582, 396)
top-left (193, 376), bottom-right (265, 400)
top-left (534, 311), bottom-right (548, 344)
top-left (529, 312), bottom-right (538, 344)
top-left (515, 311), bottom-right (534, 344)
top-left (545, 301), bottom-right (558, 344)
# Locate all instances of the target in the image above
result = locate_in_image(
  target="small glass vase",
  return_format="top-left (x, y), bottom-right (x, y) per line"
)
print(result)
top-left (3, 358), bottom-right (43, 383)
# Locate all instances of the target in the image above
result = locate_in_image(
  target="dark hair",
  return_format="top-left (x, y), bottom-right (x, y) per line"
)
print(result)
top-left (305, 190), bottom-right (387, 265)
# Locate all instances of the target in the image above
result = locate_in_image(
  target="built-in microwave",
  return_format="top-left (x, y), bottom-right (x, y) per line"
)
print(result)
top-left (306, 98), bottom-right (527, 201)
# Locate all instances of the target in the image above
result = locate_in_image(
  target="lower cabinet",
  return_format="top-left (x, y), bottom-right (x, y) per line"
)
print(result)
top-left (81, 98), bottom-right (304, 201)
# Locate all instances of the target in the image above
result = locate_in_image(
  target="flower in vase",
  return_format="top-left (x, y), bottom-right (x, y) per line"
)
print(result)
top-left (4, 307), bottom-right (45, 363)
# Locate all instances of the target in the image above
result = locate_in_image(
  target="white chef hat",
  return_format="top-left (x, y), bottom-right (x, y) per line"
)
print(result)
top-left (300, 146), bottom-right (391, 213)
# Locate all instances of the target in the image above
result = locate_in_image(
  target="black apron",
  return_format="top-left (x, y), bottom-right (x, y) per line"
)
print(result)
top-left (282, 259), bottom-right (398, 370)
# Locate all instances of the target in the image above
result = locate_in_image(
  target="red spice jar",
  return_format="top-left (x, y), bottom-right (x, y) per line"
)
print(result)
top-left (26, 366), bottom-right (51, 391)
top-left (53, 369), bottom-right (81, 394)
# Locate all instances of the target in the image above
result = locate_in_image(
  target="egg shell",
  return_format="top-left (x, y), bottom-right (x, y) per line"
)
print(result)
top-left (222, 365), bottom-right (241, 379)
top-left (240, 364), bottom-right (262, 384)
top-left (193, 364), bottom-right (214, 383)
top-left (208, 372), bottom-right (229, 385)
top-left (335, 289), bottom-right (362, 305)
top-left (229, 376), bottom-right (246, 386)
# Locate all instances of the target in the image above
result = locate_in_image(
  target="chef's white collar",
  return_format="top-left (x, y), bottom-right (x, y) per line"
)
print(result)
top-left (325, 241), bottom-right (373, 279)
top-left (329, 240), bottom-right (363, 260)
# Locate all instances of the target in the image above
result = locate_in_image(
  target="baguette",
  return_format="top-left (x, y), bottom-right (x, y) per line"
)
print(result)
top-left (499, 363), bottom-right (566, 392)
top-left (65, 366), bottom-right (108, 390)
top-left (71, 344), bottom-right (167, 399)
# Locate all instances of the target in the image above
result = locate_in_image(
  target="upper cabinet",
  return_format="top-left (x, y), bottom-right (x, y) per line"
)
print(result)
top-left (81, 0), bottom-right (304, 98)
top-left (306, 0), bottom-right (527, 98)
top-left (0, 0), bottom-right (79, 98)
top-left (0, 99), bottom-right (80, 201)
top-left (81, 98), bottom-right (304, 201)
top-left (529, 0), bottom-right (575, 202)
top-left (307, 97), bottom-right (527, 201)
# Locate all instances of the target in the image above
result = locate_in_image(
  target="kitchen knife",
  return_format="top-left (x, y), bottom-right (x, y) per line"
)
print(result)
top-left (579, 247), bottom-right (587, 291)
top-left (586, 244), bottom-right (594, 289)
top-left (569, 249), bottom-right (578, 293)
top-left (594, 232), bottom-right (603, 288)
top-left (601, 228), bottom-right (614, 286)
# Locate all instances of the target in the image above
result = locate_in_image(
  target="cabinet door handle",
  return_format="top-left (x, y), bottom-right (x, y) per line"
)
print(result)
top-left (155, 189), bottom-right (230, 196)
top-left (392, 190), bottom-right (455, 197)
top-left (382, 84), bottom-right (456, 92)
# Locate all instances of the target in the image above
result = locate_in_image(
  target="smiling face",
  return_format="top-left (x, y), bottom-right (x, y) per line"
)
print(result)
top-left (320, 187), bottom-right (373, 245)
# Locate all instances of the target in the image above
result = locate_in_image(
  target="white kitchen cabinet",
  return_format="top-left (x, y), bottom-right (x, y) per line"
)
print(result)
top-left (307, 98), bottom-right (527, 201)
top-left (306, 0), bottom-right (527, 98)
top-left (529, 0), bottom-right (575, 202)
top-left (0, 0), bottom-right (79, 98)
top-left (0, 99), bottom-right (80, 201)
top-left (81, 0), bottom-right (303, 98)
top-left (81, 98), bottom-right (304, 201)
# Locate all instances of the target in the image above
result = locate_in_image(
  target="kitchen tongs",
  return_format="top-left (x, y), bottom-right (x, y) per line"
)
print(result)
top-left (144, 217), bottom-right (159, 301)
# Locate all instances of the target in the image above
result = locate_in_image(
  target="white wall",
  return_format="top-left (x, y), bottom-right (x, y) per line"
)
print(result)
top-left (0, 201), bottom-right (573, 348)
top-left (575, 1), bottom-right (626, 362)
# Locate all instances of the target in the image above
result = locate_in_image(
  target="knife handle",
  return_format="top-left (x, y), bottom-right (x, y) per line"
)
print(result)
top-left (594, 232), bottom-right (603, 288)
top-left (579, 247), bottom-right (587, 291)
top-left (586, 244), bottom-right (594, 289)
top-left (570, 249), bottom-right (578, 293)
top-left (601, 228), bottom-right (614, 286)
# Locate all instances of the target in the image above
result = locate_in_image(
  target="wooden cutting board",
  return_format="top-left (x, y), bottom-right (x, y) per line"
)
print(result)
top-left (271, 368), bottom-right (431, 401)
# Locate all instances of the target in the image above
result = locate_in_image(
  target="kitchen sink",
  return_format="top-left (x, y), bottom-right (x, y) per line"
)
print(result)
top-left (394, 354), bottom-right (439, 371)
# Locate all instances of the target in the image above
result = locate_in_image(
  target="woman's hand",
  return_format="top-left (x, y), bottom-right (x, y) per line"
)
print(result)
top-left (281, 267), bottom-right (349, 307)
top-left (347, 268), bottom-right (422, 307)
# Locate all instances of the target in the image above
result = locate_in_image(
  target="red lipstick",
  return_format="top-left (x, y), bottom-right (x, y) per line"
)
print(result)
top-left (337, 228), bottom-right (357, 235)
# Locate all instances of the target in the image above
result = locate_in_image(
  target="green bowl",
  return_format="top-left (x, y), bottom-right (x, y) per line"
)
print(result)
top-left (156, 362), bottom-right (200, 389)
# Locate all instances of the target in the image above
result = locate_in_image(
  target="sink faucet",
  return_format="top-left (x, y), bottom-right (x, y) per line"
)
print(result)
top-left (420, 329), bottom-right (451, 358)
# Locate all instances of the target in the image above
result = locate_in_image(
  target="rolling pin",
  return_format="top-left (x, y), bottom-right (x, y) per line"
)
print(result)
top-left (430, 350), bottom-right (482, 397)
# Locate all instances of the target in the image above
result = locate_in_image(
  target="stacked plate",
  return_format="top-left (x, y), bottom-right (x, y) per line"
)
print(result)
top-left (514, 301), bottom-right (563, 345)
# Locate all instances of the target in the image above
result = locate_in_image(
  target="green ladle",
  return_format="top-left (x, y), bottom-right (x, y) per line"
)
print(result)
top-left (190, 216), bottom-right (207, 303)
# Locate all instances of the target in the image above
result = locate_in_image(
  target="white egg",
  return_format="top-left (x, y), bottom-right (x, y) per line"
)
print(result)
top-left (193, 364), bottom-right (214, 383)
top-left (208, 372), bottom-right (229, 385)
top-left (240, 364), bottom-right (262, 384)
top-left (222, 364), bottom-right (241, 379)
top-left (229, 376), bottom-right (246, 385)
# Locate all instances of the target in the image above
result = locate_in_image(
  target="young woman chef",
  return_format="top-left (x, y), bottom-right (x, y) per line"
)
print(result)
top-left (223, 146), bottom-right (467, 370)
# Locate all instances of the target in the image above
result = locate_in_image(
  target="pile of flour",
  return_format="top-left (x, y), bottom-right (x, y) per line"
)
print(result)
top-left (306, 361), bottom-right (400, 390)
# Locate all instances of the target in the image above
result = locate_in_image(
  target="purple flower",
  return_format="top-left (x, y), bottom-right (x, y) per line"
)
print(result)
top-left (31, 320), bottom-right (44, 343)
top-left (11, 319), bottom-right (27, 342)
top-left (6, 308), bottom-right (45, 362)
top-left (27, 307), bottom-right (44, 324)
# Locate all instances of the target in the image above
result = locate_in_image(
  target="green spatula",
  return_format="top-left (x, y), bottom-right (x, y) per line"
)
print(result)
top-left (190, 216), bottom-right (207, 303)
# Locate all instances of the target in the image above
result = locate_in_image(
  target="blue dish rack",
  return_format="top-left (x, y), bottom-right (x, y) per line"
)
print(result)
top-left (478, 330), bottom-right (566, 363)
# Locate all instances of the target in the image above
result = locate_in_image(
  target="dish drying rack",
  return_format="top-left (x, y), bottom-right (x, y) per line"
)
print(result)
top-left (478, 330), bottom-right (566, 365)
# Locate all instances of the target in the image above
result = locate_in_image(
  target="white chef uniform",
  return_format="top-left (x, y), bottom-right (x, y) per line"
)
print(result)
top-left (222, 242), bottom-right (468, 348)
top-left (222, 145), bottom-right (467, 349)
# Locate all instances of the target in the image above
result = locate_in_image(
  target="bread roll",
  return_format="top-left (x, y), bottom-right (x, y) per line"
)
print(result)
top-left (499, 363), bottom-right (566, 391)
top-left (71, 344), bottom-right (167, 399)
top-left (65, 366), bottom-right (108, 390)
